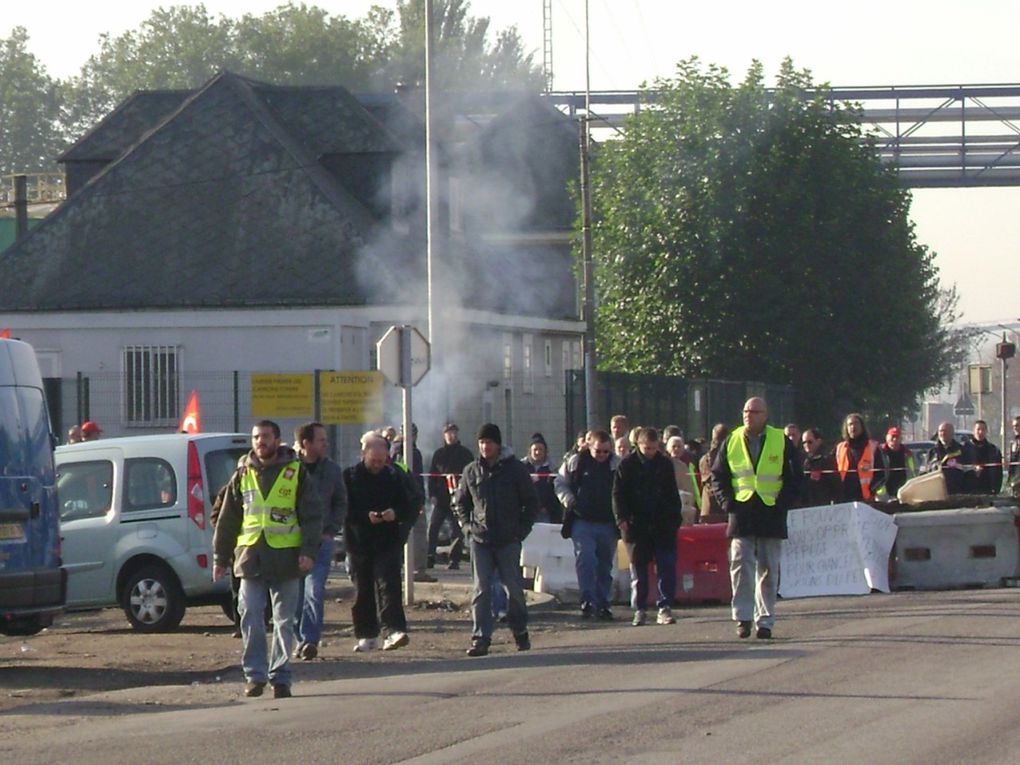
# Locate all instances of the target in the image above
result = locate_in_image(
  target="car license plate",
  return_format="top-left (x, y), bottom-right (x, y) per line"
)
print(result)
top-left (0, 522), bottom-right (24, 541)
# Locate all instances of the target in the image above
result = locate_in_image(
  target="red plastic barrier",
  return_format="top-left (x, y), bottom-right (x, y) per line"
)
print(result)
top-left (643, 522), bottom-right (732, 606)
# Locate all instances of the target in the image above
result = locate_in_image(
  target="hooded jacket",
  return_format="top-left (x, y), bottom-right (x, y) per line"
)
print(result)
top-left (454, 450), bottom-right (537, 547)
top-left (213, 445), bottom-right (324, 580)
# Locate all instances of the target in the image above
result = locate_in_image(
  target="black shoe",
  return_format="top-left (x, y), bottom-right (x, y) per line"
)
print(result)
top-left (580, 604), bottom-right (595, 620)
top-left (232, 628), bottom-right (242, 639)
top-left (514, 632), bottom-right (531, 651)
top-left (756, 627), bottom-right (773, 640)
top-left (426, 555), bottom-right (436, 569)
top-left (466, 641), bottom-right (490, 657)
top-left (243, 681), bottom-right (266, 698)
top-left (736, 620), bottom-right (752, 639)
top-left (272, 684), bottom-right (292, 699)
top-left (300, 643), bottom-right (318, 660)
top-left (447, 560), bottom-right (460, 570)
top-left (597, 608), bottom-right (614, 621)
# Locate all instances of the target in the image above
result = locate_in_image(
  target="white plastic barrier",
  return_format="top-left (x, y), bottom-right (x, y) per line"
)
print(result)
top-left (892, 506), bottom-right (1019, 589)
top-left (520, 522), bottom-right (579, 598)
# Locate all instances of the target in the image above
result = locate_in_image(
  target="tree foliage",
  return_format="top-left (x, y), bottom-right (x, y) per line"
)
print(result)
top-left (2, 1), bottom-right (543, 169)
top-left (590, 58), bottom-right (964, 429)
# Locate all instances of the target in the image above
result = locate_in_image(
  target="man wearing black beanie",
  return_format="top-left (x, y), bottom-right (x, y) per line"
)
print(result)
top-left (454, 423), bottom-right (538, 656)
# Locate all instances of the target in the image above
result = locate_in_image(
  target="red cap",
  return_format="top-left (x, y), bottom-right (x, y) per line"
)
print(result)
top-left (81, 421), bottom-right (103, 435)
top-left (886, 426), bottom-right (901, 438)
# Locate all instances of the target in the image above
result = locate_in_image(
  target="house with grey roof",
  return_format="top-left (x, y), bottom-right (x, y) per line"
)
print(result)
top-left (0, 71), bottom-right (583, 459)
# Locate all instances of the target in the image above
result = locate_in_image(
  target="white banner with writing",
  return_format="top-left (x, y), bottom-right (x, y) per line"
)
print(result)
top-left (780, 502), bottom-right (898, 598)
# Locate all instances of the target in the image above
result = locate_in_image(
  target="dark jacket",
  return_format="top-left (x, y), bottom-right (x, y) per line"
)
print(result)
top-left (962, 438), bottom-right (1003, 494)
top-left (800, 449), bottom-right (840, 507)
top-left (554, 450), bottom-right (620, 524)
top-left (453, 451), bottom-right (537, 547)
top-left (1009, 436), bottom-right (1020, 483)
top-left (428, 441), bottom-right (475, 506)
top-left (710, 430), bottom-right (801, 539)
top-left (343, 461), bottom-right (412, 554)
top-left (612, 450), bottom-right (682, 544)
top-left (304, 456), bottom-right (347, 537)
top-left (879, 444), bottom-right (913, 499)
top-left (927, 439), bottom-right (965, 495)
top-left (522, 456), bottom-right (565, 523)
top-left (212, 445), bottom-right (324, 580)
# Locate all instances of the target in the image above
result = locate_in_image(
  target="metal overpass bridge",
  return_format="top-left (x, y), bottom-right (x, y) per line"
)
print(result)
top-left (545, 84), bottom-right (1020, 188)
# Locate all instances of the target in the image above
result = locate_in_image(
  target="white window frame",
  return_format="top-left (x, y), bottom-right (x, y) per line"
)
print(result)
top-left (123, 345), bottom-right (180, 426)
top-left (544, 339), bottom-right (553, 378)
top-left (522, 333), bottom-right (534, 394)
top-left (503, 332), bottom-right (513, 384)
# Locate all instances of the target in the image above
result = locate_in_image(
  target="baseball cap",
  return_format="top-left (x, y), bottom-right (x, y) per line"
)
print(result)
top-left (81, 421), bottom-right (103, 436)
top-left (886, 426), bottom-right (901, 438)
top-left (443, 422), bottom-right (459, 432)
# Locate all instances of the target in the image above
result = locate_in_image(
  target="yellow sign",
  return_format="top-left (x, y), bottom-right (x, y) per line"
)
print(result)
top-left (319, 371), bottom-right (384, 425)
top-left (250, 373), bottom-right (313, 418)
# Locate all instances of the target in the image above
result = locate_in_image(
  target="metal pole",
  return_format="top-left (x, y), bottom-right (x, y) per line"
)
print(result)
top-left (424, 0), bottom-right (437, 345)
top-left (232, 371), bottom-right (240, 432)
top-left (1002, 353), bottom-right (1008, 488)
top-left (400, 327), bottom-right (415, 606)
top-left (580, 0), bottom-right (597, 430)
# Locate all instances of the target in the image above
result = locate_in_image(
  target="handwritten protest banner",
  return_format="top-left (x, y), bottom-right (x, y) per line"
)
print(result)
top-left (780, 502), bottom-right (897, 598)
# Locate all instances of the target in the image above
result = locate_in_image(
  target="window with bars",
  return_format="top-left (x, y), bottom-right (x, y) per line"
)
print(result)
top-left (503, 333), bottom-right (513, 384)
top-left (124, 345), bottom-right (180, 426)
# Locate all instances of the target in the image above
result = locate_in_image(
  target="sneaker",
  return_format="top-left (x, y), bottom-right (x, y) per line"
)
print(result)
top-left (736, 620), bottom-right (752, 639)
top-left (272, 684), bottom-right (292, 699)
top-left (466, 641), bottom-right (490, 657)
top-left (597, 607), bottom-right (614, 621)
top-left (299, 643), bottom-right (318, 661)
top-left (383, 631), bottom-right (410, 651)
top-left (580, 604), bottom-right (595, 620)
top-left (353, 638), bottom-right (377, 652)
top-left (232, 628), bottom-right (242, 639)
top-left (657, 606), bottom-right (677, 625)
top-left (243, 681), bottom-right (266, 698)
top-left (632, 610), bottom-right (647, 626)
top-left (514, 632), bottom-right (531, 651)
top-left (756, 627), bottom-right (773, 640)
top-left (413, 571), bottom-right (438, 583)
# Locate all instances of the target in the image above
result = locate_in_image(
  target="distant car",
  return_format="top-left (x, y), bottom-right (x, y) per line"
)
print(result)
top-left (903, 441), bottom-right (935, 473)
top-left (55, 433), bottom-right (248, 632)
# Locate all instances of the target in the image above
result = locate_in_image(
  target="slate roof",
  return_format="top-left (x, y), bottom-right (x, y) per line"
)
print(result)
top-left (59, 90), bottom-right (191, 162)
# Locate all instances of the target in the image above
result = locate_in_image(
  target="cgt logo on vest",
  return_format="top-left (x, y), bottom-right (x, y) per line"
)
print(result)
top-left (278, 487), bottom-right (293, 497)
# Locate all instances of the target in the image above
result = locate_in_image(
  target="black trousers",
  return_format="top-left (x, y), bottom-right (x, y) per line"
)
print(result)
top-left (427, 498), bottom-right (464, 563)
top-left (348, 544), bottom-right (407, 638)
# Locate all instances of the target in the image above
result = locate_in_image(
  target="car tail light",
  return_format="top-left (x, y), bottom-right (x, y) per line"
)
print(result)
top-left (196, 553), bottom-right (209, 569)
top-left (187, 441), bottom-right (206, 530)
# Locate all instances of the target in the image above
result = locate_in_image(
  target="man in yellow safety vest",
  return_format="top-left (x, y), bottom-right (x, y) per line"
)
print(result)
top-left (214, 420), bottom-right (324, 699)
top-left (710, 398), bottom-right (801, 640)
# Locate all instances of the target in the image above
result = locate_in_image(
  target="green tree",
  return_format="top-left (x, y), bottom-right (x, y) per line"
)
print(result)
top-left (590, 57), bottom-right (964, 429)
top-left (0, 27), bottom-right (63, 174)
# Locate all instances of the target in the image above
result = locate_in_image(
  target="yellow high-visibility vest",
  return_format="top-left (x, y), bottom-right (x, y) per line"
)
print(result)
top-left (238, 461), bottom-right (302, 548)
top-left (727, 425), bottom-right (785, 506)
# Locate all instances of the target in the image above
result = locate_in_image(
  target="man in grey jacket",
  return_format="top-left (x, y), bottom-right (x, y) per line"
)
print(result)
top-left (454, 423), bottom-right (537, 656)
top-left (293, 422), bottom-right (347, 661)
top-left (213, 420), bottom-right (324, 699)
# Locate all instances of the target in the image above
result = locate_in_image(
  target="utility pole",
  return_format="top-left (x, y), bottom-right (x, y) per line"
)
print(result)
top-left (424, 0), bottom-right (437, 346)
top-left (580, 0), bottom-right (597, 430)
top-left (542, 0), bottom-right (554, 92)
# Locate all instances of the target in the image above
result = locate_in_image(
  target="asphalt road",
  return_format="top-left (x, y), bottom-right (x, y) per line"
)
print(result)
top-left (4, 588), bottom-right (1020, 764)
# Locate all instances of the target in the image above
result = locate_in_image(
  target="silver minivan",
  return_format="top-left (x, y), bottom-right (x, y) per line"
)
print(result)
top-left (55, 433), bottom-right (248, 632)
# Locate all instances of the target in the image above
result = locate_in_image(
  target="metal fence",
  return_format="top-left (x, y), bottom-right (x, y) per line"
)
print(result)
top-left (565, 370), bottom-right (796, 443)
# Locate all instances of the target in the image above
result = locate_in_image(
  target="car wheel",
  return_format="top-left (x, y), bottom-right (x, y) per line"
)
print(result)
top-left (122, 564), bottom-right (185, 632)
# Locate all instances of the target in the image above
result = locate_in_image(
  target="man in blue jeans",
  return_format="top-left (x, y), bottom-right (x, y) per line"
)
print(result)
top-left (612, 427), bottom-right (682, 627)
top-left (555, 429), bottom-right (620, 620)
top-left (454, 423), bottom-right (537, 656)
top-left (293, 422), bottom-right (347, 661)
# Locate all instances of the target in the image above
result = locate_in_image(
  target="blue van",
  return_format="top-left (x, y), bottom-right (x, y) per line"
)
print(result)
top-left (0, 338), bottom-right (65, 635)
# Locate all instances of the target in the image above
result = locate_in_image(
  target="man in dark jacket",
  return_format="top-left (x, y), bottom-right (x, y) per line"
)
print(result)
top-left (522, 432), bottom-right (564, 523)
top-left (555, 429), bottom-right (619, 620)
top-left (454, 423), bottom-right (537, 657)
top-left (427, 422), bottom-right (474, 570)
top-left (711, 398), bottom-right (801, 640)
top-left (293, 422), bottom-right (347, 661)
top-left (877, 426), bottom-right (915, 500)
top-left (213, 420), bottom-right (324, 699)
top-left (927, 421), bottom-right (966, 495)
top-left (1008, 416), bottom-right (1020, 489)
top-left (963, 419), bottom-right (1003, 494)
top-left (345, 431), bottom-right (413, 653)
top-left (799, 427), bottom-right (839, 507)
top-left (613, 427), bottom-right (682, 627)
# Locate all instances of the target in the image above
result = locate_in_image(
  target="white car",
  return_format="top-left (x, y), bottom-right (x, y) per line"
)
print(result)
top-left (56, 433), bottom-right (248, 632)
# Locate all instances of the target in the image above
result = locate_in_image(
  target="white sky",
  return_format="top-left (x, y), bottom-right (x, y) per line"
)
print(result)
top-left (6, 0), bottom-right (1020, 325)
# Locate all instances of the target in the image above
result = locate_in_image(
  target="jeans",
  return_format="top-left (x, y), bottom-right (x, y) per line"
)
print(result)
top-left (296, 536), bottom-right (334, 647)
top-left (729, 536), bottom-right (782, 629)
top-left (627, 539), bottom-right (677, 610)
top-left (427, 499), bottom-right (464, 564)
top-left (491, 570), bottom-right (508, 618)
top-left (470, 538), bottom-right (527, 642)
top-left (348, 544), bottom-right (407, 638)
top-left (572, 518), bottom-right (616, 611)
top-left (239, 576), bottom-right (300, 687)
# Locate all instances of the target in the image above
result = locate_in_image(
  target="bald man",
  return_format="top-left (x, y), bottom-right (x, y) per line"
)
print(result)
top-left (710, 398), bottom-right (801, 640)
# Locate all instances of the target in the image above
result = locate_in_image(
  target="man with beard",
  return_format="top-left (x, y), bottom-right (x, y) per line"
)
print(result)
top-left (213, 420), bottom-right (324, 699)
top-left (835, 413), bottom-right (884, 502)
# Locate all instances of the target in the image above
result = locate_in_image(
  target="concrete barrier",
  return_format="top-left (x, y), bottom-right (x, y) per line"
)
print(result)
top-left (892, 506), bottom-right (1019, 589)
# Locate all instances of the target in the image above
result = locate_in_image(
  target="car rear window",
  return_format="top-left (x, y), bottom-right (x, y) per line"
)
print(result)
top-left (57, 461), bottom-right (114, 521)
top-left (204, 448), bottom-right (248, 496)
top-left (124, 458), bottom-right (177, 511)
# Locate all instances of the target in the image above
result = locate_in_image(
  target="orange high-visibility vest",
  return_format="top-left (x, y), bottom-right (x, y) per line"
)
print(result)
top-left (836, 440), bottom-right (878, 500)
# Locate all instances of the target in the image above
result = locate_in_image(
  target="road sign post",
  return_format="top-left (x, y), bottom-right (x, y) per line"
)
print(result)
top-left (377, 326), bottom-right (431, 606)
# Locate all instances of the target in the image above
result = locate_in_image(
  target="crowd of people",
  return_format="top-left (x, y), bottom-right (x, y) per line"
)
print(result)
top-left (209, 405), bottom-right (1020, 699)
